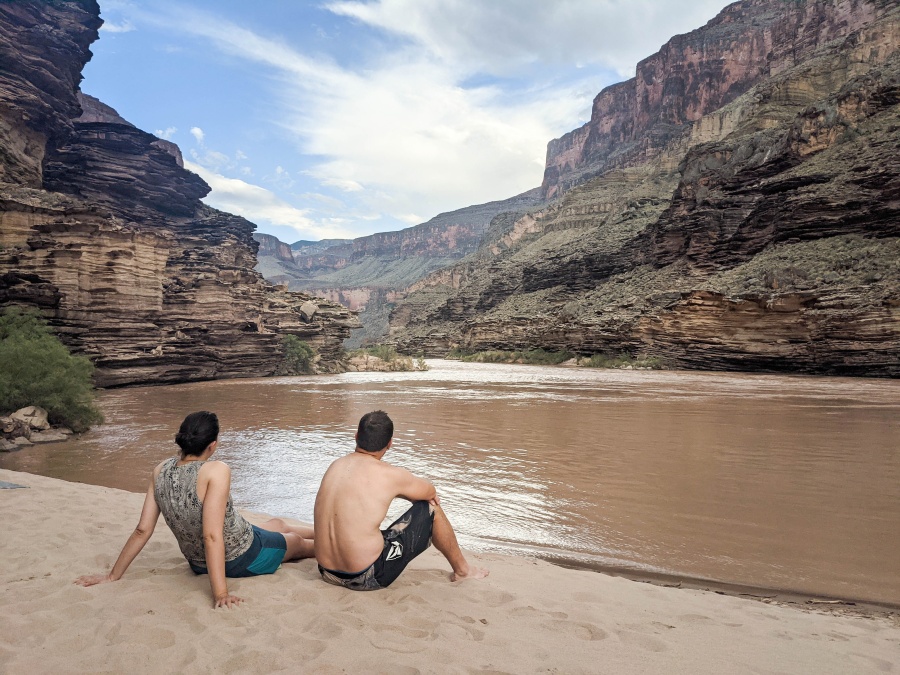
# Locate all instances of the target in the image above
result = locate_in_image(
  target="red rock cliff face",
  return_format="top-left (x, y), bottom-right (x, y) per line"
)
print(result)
top-left (0, 1), bottom-right (358, 386)
top-left (391, 0), bottom-right (900, 377)
top-left (542, 0), bottom-right (886, 199)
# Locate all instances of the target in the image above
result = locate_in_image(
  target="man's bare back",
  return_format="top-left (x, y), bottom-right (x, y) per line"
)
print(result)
top-left (313, 411), bottom-right (488, 589)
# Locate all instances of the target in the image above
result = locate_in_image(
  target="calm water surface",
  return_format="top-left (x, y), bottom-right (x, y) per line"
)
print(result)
top-left (3, 361), bottom-right (898, 605)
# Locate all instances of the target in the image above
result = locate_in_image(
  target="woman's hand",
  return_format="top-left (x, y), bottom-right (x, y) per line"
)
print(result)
top-left (75, 573), bottom-right (114, 587)
top-left (214, 592), bottom-right (243, 609)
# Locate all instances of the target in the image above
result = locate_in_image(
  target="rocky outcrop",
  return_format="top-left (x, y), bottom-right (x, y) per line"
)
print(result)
top-left (0, 1), bottom-right (101, 188)
top-left (541, 0), bottom-right (889, 200)
top-left (253, 233), bottom-right (295, 263)
top-left (390, 0), bottom-right (900, 377)
top-left (0, 0), bottom-right (358, 386)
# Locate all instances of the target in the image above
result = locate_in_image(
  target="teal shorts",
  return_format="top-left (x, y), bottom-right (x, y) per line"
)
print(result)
top-left (189, 525), bottom-right (287, 577)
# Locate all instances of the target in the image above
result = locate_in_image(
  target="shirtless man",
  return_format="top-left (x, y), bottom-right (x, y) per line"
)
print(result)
top-left (314, 410), bottom-right (488, 590)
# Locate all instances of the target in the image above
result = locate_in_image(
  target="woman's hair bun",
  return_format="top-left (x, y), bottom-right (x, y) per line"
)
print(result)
top-left (175, 411), bottom-right (220, 456)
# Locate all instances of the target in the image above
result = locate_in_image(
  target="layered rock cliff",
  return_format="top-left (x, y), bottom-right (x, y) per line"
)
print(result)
top-left (256, 189), bottom-right (544, 347)
top-left (0, 0), bottom-right (357, 386)
top-left (390, 0), bottom-right (900, 377)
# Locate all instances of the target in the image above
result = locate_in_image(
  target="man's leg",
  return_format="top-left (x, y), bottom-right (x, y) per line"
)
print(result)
top-left (257, 517), bottom-right (315, 562)
top-left (430, 504), bottom-right (489, 582)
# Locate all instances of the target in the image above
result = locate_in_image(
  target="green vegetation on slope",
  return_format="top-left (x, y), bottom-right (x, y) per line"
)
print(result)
top-left (0, 307), bottom-right (103, 432)
top-left (279, 335), bottom-right (316, 375)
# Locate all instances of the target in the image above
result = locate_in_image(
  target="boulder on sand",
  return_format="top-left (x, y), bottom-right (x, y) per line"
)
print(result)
top-left (11, 406), bottom-right (50, 431)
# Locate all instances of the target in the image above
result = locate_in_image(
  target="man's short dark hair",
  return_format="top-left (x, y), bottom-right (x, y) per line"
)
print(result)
top-left (357, 410), bottom-right (393, 452)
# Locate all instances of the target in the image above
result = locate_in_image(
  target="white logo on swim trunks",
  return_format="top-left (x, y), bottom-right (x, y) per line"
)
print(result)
top-left (386, 541), bottom-right (403, 561)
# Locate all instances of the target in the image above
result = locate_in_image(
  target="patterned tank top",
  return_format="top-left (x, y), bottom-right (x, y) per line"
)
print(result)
top-left (154, 456), bottom-right (253, 566)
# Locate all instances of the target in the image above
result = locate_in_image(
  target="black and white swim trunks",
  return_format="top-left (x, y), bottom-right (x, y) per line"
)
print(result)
top-left (319, 500), bottom-right (434, 591)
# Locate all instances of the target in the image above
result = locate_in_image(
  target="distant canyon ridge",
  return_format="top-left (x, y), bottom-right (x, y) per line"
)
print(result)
top-left (258, 0), bottom-right (900, 376)
top-left (0, 0), bottom-right (358, 387)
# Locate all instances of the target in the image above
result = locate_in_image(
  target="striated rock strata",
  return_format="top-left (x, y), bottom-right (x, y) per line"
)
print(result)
top-left (390, 0), bottom-right (900, 377)
top-left (256, 190), bottom-right (544, 347)
top-left (0, 1), bottom-right (358, 387)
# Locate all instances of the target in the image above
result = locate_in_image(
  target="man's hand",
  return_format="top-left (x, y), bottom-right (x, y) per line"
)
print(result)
top-left (429, 495), bottom-right (441, 507)
top-left (74, 573), bottom-right (114, 587)
top-left (214, 593), bottom-right (243, 609)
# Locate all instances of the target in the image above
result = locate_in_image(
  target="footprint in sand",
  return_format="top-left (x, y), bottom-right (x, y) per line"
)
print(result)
top-left (509, 605), bottom-right (542, 618)
top-left (542, 619), bottom-right (607, 642)
top-left (481, 590), bottom-right (515, 608)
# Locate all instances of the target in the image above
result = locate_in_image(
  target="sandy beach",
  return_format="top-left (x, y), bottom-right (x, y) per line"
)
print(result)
top-left (1, 468), bottom-right (898, 674)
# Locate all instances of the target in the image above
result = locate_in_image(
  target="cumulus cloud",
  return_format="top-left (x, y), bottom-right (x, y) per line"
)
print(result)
top-left (137, 1), bottom-right (731, 233)
top-left (154, 126), bottom-right (177, 140)
top-left (100, 19), bottom-right (135, 33)
top-left (145, 9), bottom-right (591, 224)
top-left (184, 160), bottom-right (357, 239)
top-left (326, 0), bottom-right (728, 77)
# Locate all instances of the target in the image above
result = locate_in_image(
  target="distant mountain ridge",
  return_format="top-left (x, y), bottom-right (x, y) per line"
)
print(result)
top-left (255, 188), bottom-right (544, 345)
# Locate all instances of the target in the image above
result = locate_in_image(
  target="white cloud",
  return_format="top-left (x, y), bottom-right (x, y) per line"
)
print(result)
top-left (100, 20), bottom-right (135, 33)
top-left (326, 0), bottom-right (728, 77)
top-left (147, 10), bottom-right (590, 224)
top-left (184, 160), bottom-right (357, 240)
top-left (155, 126), bottom-right (177, 140)
top-left (264, 165), bottom-right (295, 190)
top-left (134, 1), bottom-right (731, 233)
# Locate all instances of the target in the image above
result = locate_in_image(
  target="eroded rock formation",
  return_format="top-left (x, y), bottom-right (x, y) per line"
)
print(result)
top-left (390, 0), bottom-right (900, 377)
top-left (0, 0), bottom-right (358, 386)
top-left (256, 189), bottom-right (544, 347)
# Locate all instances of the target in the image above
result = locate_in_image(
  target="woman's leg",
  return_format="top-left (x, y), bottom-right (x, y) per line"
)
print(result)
top-left (257, 517), bottom-right (314, 540)
top-left (257, 518), bottom-right (315, 562)
top-left (281, 533), bottom-right (315, 561)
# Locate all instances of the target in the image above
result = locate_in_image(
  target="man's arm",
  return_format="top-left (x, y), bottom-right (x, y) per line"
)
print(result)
top-left (75, 479), bottom-right (161, 586)
top-left (201, 462), bottom-right (242, 609)
top-left (392, 465), bottom-right (437, 503)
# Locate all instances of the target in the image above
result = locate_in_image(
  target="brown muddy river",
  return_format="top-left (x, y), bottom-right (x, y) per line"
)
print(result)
top-left (2, 361), bottom-right (898, 605)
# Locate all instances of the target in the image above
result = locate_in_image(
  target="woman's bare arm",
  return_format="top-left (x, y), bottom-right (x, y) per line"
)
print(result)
top-left (75, 479), bottom-right (161, 586)
top-left (200, 461), bottom-right (242, 609)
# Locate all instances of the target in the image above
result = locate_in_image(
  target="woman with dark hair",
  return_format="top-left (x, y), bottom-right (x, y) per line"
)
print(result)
top-left (76, 411), bottom-right (314, 608)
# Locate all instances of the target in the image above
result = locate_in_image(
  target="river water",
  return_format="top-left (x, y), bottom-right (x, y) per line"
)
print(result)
top-left (2, 361), bottom-right (898, 605)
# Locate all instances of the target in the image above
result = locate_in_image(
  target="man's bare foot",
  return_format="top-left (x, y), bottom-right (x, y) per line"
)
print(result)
top-left (450, 565), bottom-right (489, 582)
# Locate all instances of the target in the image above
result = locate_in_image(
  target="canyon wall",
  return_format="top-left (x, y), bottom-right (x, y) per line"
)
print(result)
top-left (389, 0), bottom-right (900, 377)
top-left (541, 0), bottom-right (886, 199)
top-left (255, 189), bottom-right (544, 347)
top-left (0, 1), bottom-right (357, 386)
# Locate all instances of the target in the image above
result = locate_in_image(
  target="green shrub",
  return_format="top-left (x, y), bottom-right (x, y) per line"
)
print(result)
top-left (281, 335), bottom-right (316, 374)
top-left (450, 348), bottom-right (572, 365)
top-left (580, 352), bottom-right (663, 369)
top-left (0, 307), bottom-right (103, 432)
top-left (363, 344), bottom-right (400, 361)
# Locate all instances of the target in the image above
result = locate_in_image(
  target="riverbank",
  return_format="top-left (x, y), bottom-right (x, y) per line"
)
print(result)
top-left (1, 469), bottom-right (898, 674)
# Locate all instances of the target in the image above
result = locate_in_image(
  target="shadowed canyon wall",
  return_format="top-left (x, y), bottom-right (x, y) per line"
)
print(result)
top-left (0, 1), bottom-right (358, 386)
top-left (388, 0), bottom-right (900, 376)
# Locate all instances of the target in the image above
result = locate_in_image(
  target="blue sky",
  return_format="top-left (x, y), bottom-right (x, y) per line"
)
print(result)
top-left (82, 0), bottom-right (730, 244)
